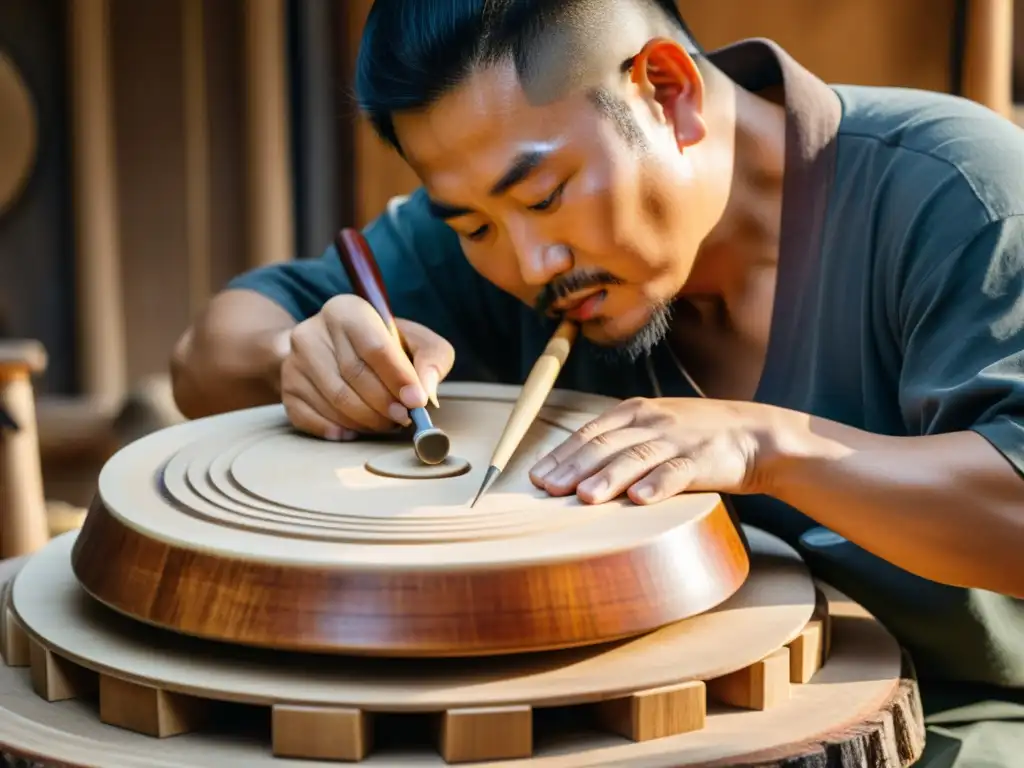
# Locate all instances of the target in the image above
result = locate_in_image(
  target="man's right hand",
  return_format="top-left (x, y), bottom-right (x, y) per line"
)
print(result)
top-left (280, 294), bottom-right (455, 440)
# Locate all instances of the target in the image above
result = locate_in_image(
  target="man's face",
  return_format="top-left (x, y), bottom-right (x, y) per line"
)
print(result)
top-left (393, 51), bottom-right (713, 357)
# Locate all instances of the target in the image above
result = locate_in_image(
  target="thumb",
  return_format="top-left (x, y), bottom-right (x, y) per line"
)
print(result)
top-left (396, 319), bottom-right (455, 405)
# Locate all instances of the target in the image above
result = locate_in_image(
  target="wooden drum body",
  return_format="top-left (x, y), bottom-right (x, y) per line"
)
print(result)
top-left (69, 383), bottom-right (750, 657)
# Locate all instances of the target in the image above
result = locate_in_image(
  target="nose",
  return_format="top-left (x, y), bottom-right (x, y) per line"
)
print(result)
top-left (509, 225), bottom-right (572, 285)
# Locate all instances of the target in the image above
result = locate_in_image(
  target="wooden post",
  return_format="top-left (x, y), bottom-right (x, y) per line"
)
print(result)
top-left (294, 0), bottom-right (339, 256)
top-left (344, 0), bottom-right (421, 227)
top-left (0, 342), bottom-right (50, 559)
top-left (182, 0), bottom-right (212, 318)
top-left (961, 0), bottom-right (1014, 119)
top-left (244, 0), bottom-right (294, 267)
top-left (68, 0), bottom-right (128, 406)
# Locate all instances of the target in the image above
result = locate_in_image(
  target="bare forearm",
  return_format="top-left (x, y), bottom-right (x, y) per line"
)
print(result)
top-left (765, 416), bottom-right (1024, 597)
top-left (170, 289), bottom-right (295, 419)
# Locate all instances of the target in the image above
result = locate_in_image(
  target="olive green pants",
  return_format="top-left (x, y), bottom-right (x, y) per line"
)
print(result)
top-left (915, 684), bottom-right (1024, 767)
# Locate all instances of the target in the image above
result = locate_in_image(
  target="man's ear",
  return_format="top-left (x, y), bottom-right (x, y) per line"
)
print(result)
top-left (630, 37), bottom-right (705, 151)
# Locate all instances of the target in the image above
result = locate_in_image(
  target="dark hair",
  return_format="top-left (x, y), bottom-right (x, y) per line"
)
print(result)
top-left (355, 0), bottom-right (702, 153)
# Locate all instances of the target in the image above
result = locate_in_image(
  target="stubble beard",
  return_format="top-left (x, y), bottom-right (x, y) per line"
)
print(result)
top-left (590, 300), bottom-right (674, 363)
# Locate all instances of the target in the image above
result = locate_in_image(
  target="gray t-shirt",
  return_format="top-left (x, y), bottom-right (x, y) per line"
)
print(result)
top-left (229, 38), bottom-right (1024, 742)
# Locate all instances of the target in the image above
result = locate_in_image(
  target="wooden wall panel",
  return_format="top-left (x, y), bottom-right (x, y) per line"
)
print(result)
top-left (678, 0), bottom-right (958, 93)
top-left (344, 0), bottom-right (421, 228)
top-left (243, 0), bottom-right (294, 268)
top-left (292, 0), bottom-right (341, 258)
top-left (70, 0), bottom-right (129, 405)
top-left (182, 0), bottom-right (211, 317)
top-left (111, 0), bottom-right (189, 387)
top-left (202, 0), bottom-right (247, 294)
top-left (960, 0), bottom-right (1015, 118)
top-left (109, 0), bottom-right (250, 385)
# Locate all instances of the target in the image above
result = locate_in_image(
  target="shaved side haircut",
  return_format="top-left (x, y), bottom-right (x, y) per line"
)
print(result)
top-left (355, 0), bottom-right (704, 155)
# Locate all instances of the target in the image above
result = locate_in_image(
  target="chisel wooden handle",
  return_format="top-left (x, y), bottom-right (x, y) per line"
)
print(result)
top-left (333, 228), bottom-right (448, 463)
top-left (470, 318), bottom-right (578, 506)
top-left (336, 229), bottom-right (402, 346)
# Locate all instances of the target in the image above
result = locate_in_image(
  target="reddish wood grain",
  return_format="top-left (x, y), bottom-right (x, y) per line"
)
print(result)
top-left (335, 227), bottom-right (400, 337)
top-left (69, 496), bottom-right (749, 657)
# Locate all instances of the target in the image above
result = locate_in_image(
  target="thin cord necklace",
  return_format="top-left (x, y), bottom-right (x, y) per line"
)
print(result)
top-left (644, 344), bottom-right (706, 399)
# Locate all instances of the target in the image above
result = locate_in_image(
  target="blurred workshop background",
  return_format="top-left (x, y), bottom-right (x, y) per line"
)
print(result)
top-left (0, 0), bottom-right (1021, 552)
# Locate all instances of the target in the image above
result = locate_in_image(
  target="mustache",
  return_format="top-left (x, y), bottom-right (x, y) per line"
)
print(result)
top-left (534, 269), bottom-right (624, 315)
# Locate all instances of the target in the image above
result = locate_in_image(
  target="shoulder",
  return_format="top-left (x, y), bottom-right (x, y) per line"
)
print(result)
top-left (833, 85), bottom-right (1024, 227)
top-left (365, 187), bottom-right (465, 269)
top-left (828, 86), bottom-right (1024, 308)
top-left (367, 187), bottom-right (514, 313)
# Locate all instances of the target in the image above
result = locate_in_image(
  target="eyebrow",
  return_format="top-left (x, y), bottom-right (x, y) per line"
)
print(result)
top-left (489, 149), bottom-right (547, 196)
top-left (426, 148), bottom-right (551, 221)
top-left (426, 199), bottom-right (474, 221)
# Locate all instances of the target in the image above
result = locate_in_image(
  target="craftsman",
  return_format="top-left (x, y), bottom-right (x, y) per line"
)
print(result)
top-left (171, 0), bottom-right (1024, 764)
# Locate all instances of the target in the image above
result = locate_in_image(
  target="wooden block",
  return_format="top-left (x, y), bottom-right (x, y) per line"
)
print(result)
top-left (2, 606), bottom-right (30, 667)
top-left (99, 675), bottom-right (208, 738)
top-left (272, 705), bottom-right (371, 761)
top-left (820, 591), bottom-right (833, 661)
top-left (595, 680), bottom-right (706, 741)
top-left (788, 600), bottom-right (827, 684)
top-left (439, 705), bottom-right (532, 764)
top-left (788, 622), bottom-right (824, 684)
top-left (29, 640), bottom-right (95, 702)
top-left (790, 589), bottom-right (831, 684)
top-left (706, 647), bottom-right (791, 711)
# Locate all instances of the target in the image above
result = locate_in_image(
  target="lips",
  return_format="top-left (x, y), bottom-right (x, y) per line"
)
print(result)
top-left (563, 290), bottom-right (607, 321)
top-left (552, 287), bottom-right (602, 312)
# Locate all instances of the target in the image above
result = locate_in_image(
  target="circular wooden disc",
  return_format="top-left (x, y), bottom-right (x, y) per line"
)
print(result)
top-left (71, 383), bottom-right (751, 657)
top-left (0, 555), bottom-right (923, 767)
top-left (365, 450), bottom-right (471, 479)
top-left (0, 53), bottom-right (37, 215)
top-left (17, 527), bottom-right (813, 711)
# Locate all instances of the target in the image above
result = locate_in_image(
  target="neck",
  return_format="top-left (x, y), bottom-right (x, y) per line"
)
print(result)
top-left (680, 70), bottom-right (787, 299)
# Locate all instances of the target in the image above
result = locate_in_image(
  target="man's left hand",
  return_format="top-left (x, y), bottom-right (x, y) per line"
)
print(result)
top-left (529, 397), bottom-right (796, 505)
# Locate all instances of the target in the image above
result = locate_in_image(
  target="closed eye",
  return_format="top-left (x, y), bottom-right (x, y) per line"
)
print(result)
top-left (462, 179), bottom-right (568, 241)
top-left (528, 181), bottom-right (566, 212)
